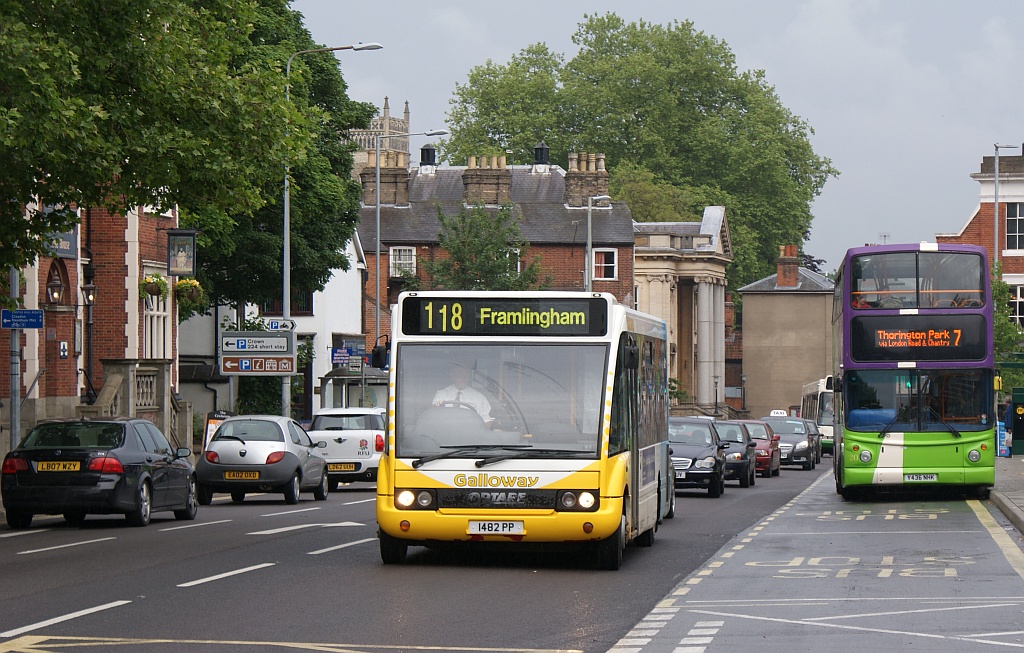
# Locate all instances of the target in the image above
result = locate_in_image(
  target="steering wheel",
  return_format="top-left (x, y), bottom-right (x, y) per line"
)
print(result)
top-left (438, 400), bottom-right (478, 412)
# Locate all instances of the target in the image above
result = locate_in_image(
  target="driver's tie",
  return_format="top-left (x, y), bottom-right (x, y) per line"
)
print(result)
top-left (456, 391), bottom-right (462, 402)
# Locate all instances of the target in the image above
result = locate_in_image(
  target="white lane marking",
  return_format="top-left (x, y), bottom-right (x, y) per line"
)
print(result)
top-left (159, 519), bottom-right (232, 532)
top-left (341, 498), bottom-right (375, 505)
top-left (17, 537), bottom-right (116, 555)
top-left (0, 529), bottom-right (51, 538)
top-left (308, 537), bottom-right (377, 555)
top-left (763, 530), bottom-right (983, 536)
top-left (261, 507), bottom-right (321, 517)
top-left (802, 602), bottom-right (1017, 621)
top-left (177, 563), bottom-right (275, 588)
top-left (0, 600), bottom-right (132, 638)
top-left (248, 521), bottom-right (363, 535)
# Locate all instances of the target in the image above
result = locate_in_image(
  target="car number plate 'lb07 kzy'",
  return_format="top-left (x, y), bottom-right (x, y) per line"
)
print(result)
top-left (904, 473), bottom-right (937, 482)
top-left (468, 520), bottom-right (524, 535)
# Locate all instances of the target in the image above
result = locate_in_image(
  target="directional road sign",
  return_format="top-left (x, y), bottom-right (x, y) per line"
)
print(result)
top-left (220, 355), bottom-right (297, 376)
top-left (221, 330), bottom-right (294, 354)
top-left (1, 309), bottom-right (44, 329)
top-left (266, 319), bottom-right (296, 331)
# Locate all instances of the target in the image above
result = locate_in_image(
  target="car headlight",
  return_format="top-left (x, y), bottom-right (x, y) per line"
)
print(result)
top-left (726, 452), bottom-right (743, 461)
top-left (794, 442), bottom-right (808, 450)
top-left (695, 456), bottom-right (717, 469)
top-left (756, 449), bottom-right (768, 456)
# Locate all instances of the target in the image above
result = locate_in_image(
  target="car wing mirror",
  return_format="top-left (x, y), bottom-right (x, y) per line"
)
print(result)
top-left (176, 447), bottom-right (192, 458)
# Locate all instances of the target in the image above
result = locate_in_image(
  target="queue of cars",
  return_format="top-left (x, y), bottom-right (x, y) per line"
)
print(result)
top-left (1, 411), bottom-right (386, 529)
top-left (668, 412), bottom-right (828, 499)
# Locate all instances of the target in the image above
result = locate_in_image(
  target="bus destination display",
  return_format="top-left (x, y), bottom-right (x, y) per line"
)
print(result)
top-left (850, 314), bottom-right (987, 362)
top-left (402, 297), bottom-right (608, 336)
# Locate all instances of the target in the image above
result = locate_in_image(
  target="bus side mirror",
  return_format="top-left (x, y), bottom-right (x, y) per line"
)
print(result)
top-left (370, 336), bottom-right (389, 369)
top-left (622, 345), bottom-right (639, 370)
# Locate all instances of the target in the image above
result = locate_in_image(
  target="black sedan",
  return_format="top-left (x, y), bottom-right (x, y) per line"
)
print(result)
top-left (668, 417), bottom-right (729, 497)
top-left (762, 417), bottom-right (817, 470)
top-left (715, 420), bottom-right (758, 488)
top-left (1, 418), bottom-right (198, 528)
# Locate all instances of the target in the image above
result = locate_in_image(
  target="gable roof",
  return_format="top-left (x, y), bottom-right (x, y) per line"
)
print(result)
top-left (357, 166), bottom-right (635, 249)
top-left (738, 267), bottom-right (834, 293)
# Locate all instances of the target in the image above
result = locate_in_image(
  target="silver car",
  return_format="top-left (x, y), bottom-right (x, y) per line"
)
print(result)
top-left (195, 415), bottom-right (329, 505)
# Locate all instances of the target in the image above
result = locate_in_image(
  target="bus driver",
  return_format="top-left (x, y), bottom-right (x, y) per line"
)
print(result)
top-left (433, 364), bottom-right (495, 427)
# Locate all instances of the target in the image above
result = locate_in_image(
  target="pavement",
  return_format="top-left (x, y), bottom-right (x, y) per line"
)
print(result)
top-left (992, 454), bottom-right (1024, 535)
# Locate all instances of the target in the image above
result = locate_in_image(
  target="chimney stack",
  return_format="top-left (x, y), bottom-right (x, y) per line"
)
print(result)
top-left (463, 153), bottom-right (511, 204)
top-left (360, 150), bottom-right (411, 206)
top-left (564, 152), bottom-right (609, 206)
top-left (776, 244), bottom-right (800, 288)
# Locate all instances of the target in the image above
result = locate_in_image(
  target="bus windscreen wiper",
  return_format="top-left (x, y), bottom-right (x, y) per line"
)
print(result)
top-left (924, 406), bottom-right (962, 438)
top-left (474, 448), bottom-right (593, 468)
top-left (411, 444), bottom-right (532, 469)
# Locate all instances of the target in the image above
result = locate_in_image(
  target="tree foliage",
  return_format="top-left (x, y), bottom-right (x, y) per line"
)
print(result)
top-left (419, 205), bottom-right (550, 291)
top-left (441, 13), bottom-right (838, 288)
top-left (178, 0), bottom-right (374, 313)
top-left (1, 0), bottom-right (294, 275)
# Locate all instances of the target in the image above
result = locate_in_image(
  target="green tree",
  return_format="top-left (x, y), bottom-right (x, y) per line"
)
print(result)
top-left (180, 0), bottom-right (374, 314)
top-left (419, 205), bottom-right (551, 291)
top-left (441, 12), bottom-right (837, 288)
top-left (1, 0), bottom-right (292, 278)
top-left (992, 264), bottom-right (1024, 391)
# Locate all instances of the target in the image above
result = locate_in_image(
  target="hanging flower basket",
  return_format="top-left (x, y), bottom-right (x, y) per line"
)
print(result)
top-left (139, 274), bottom-right (169, 300)
top-left (174, 278), bottom-right (203, 302)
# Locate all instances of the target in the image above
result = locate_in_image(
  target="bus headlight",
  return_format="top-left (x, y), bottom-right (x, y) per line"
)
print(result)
top-left (968, 449), bottom-right (981, 463)
top-left (557, 490), bottom-right (598, 512)
top-left (859, 450), bottom-right (872, 463)
top-left (395, 489), bottom-right (435, 510)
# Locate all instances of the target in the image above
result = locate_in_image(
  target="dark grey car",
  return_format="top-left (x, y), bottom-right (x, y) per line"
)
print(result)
top-left (715, 420), bottom-right (758, 488)
top-left (668, 417), bottom-right (729, 497)
top-left (196, 415), bottom-right (329, 505)
top-left (762, 417), bottom-right (816, 470)
top-left (2, 418), bottom-right (197, 528)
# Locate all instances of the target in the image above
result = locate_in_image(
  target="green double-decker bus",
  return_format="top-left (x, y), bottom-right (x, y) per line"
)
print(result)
top-left (832, 243), bottom-right (995, 500)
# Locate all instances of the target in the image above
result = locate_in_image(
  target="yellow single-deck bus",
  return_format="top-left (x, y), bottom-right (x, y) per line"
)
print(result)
top-left (374, 291), bottom-right (674, 569)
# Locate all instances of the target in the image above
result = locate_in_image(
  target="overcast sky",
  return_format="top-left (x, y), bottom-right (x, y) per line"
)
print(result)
top-left (292, 0), bottom-right (1024, 273)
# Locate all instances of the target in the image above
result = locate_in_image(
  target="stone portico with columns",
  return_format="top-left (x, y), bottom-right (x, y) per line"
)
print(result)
top-left (633, 207), bottom-right (732, 411)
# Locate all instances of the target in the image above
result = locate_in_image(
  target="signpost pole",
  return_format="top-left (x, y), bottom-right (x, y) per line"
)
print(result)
top-left (8, 268), bottom-right (20, 451)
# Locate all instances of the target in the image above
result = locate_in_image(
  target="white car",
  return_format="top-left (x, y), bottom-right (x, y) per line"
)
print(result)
top-left (307, 407), bottom-right (385, 489)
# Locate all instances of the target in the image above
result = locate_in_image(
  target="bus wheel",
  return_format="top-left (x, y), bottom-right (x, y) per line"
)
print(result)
top-left (379, 530), bottom-right (407, 564)
top-left (596, 513), bottom-right (625, 570)
top-left (665, 488), bottom-right (676, 519)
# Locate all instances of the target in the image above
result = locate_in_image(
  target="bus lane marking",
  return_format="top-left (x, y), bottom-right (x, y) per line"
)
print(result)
top-left (160, 519), bottom-right (232, 532)
top-left (0, 636), bottom-right (584, 652)
top-left (177, 562), bottom-right (275, 588)
top-left (0, 600), bottom-right (132, 638)
top-left (968, 499), bottom-right (1024, 582)
top-left (16, 537), bottom-right (115, 555)
top-left (307, 537), bottom-right (376, 555)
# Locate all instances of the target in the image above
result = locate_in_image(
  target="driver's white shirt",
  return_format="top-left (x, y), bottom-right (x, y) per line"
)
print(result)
top-left (432, 385), bottom-right (493, 422)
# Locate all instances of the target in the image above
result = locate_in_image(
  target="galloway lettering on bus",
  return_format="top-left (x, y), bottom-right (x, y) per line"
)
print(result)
top-left (454, 473), bottom-right (540, 488)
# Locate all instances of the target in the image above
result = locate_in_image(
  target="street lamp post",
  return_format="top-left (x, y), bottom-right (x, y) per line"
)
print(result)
top-left (585, 195), bottom-right (611, 292)
top-left (994, 144), bottom-right (1020, 267)
top-left (373, 129), bottom-right (447, 350)
top-left (282, 42), bottom-right (381, 417)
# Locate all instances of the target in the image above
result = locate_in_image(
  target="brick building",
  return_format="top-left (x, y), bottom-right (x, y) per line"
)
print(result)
top-left (937, 151), bottom-right (1024, 324)
top-left (1, 204), bottom-right (192, 453)
top-left (356, 147), bottom-right (635, 351)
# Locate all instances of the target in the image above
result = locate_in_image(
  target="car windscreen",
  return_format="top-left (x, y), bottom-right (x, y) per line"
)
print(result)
top-left (744, 423), bottom-right (770, 440)
top-left (21, 422), bottom-right (124, 449)
top-left (763, 418), bottom-right (806, 435)
top-left (668, 422), bottom-right (713, 445)
top-left (213, 420), bottom-right (283, 442)
top-left (716, 423), bottom-right (747, 443)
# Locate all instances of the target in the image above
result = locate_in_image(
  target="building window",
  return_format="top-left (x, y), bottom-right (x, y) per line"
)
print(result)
top-left (1007, 203), bottom-right (1024, 250)
top-left (144, 287), bottom-right (170, 360)
top-left (389, 246), bottom-right (416, 277)
top-left (1011, 285), bottom-right (1024, 327)
top-left (593, 248), bottom-right (618, 281)
top-left (260, 291), bottom-right (314, 317)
